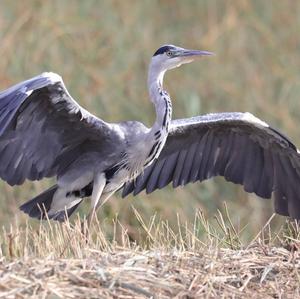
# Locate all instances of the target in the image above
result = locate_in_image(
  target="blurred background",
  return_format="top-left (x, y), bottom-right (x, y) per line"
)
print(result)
top-left (0, 0), bottom-right (299, 242)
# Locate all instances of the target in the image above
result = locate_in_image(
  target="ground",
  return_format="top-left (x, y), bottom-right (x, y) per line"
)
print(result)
top-left (0, 214), bottom-right (299, 298)
top-left (1, 246), bottom-right (299, 298)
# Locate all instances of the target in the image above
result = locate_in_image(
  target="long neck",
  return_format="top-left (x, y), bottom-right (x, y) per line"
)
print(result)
top-left (147, 65), bottom-right (172, 135)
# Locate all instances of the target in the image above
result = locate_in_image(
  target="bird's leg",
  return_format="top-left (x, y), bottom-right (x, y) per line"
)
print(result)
top-left (86, 173), bottom-right (106, 228)
top-left (81, 190), bottom-right (115, 240)
top-left (94, 191), bottom-right (115, 211)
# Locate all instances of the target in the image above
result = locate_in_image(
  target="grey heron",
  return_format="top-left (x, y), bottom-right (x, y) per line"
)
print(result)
top-left (0, 44), bottom-right (299, 223)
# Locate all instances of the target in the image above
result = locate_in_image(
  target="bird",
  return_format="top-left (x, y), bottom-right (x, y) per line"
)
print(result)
top-left (0, 44), bottom-right (300, 224)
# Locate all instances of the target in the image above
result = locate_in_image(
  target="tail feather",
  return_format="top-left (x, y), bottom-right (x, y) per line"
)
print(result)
top-left (19, 185), bottom-right (81, 222)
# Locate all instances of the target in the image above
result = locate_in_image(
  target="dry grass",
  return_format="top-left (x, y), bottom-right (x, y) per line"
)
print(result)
top-left (1, 246), bottom-right (299, 298)
top-left (0, 211), bottom-right (299, 298)
top-left (0, 3), bottom-right (300, 297)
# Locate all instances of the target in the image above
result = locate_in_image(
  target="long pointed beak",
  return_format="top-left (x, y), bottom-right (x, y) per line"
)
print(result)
top-left (180, 49), bottom-right (214, 58)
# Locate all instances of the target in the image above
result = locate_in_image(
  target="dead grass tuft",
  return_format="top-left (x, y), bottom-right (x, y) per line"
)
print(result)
top-left (0, 211), bottom-right (299, 298)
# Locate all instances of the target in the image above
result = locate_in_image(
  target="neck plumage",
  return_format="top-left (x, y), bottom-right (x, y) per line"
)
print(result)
top-left (142, 62), bottom-right (173, 168)
top-left (148, 65), bottom-right (172, 135)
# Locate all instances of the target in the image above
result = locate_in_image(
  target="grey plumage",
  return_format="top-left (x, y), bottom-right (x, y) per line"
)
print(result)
top-left (0, 44), bottom-right (300, 222)
top-left (0, 73), bottom-right (115, 185)
top-left (122, 112), bottom-right (300, 219)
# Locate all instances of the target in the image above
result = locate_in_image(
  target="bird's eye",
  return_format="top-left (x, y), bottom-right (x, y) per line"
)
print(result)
top-left (166, 51), bottom-right (173, 57)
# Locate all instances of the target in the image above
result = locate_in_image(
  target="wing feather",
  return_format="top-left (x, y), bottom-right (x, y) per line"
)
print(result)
top-left (198, 131), bottom-right (214, 182)
top-left (191, 131), bottom-right (209, 181)
top-left (157, 151), bottom-right (179, 189)
top-left (223, 133), bottom-right (243, 183)
top-left (0, 72), bottom-right (116, 185)
top-left (134, 164), bottom-right (155, 195)
top-left (146, 158), bottom-right (166, 193)
top-left (189, 138), bottom-right (203, 182)
top-left (172, 148), bottom-right (188, 187)
top-left (179, 141), bottom-right (198, 184)
top-left (122, 112), bottom-right (300, 219)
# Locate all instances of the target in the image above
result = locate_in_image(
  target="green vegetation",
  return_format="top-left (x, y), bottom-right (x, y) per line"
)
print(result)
top-left (0, 1), bottom-right (300, 240)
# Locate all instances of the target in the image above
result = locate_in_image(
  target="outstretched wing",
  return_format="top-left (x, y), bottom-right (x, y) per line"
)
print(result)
top-left (122, 112), bottom-right (300, 219)
top-left (0, 72), bottom-right (115, 185)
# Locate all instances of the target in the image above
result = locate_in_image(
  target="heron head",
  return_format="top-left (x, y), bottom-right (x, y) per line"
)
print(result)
top-left (152, 44), bottom-right (214, 72)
